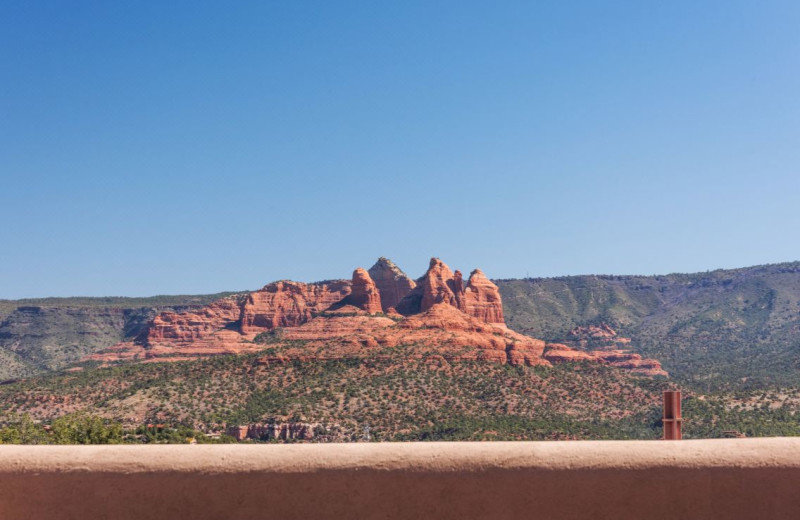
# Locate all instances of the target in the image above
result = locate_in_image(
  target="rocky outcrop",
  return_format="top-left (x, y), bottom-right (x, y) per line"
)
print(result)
top-left (87, 257), bottom-right (663, 377)
top-left (591, 350), bottom-right (668, 377)
top-left (544, 343), bottom-right (598, 363)
top-left (367, 257), bottom-right (416, 312)
top-left (463, 269), bottom-right (505, 324)
top-left (544, 343), bottom-right (667, 377)
top-left (145, 297), bottom-right (243, 344)
top-left (568, 324), bottom-right (631, 348)
top-left (240, 280), bottom-right (351, 335)
top-left (253, 302), bottom-right (549, 367)
top-left (396, 259), bottom-right (505, 325)
top-left (420, 258), bottom-right (461, 312)
top-left (226, 422), bottom-right (318, 441)
top-left (570, 324), bottom-right (619, 341)
top-left (343, 269), bottom-right (383, 313)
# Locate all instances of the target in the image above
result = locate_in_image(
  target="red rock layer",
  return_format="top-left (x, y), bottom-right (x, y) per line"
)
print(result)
top-left (145, 296), bottom-right (243, 344)
top-left (240, 280), bottom-right (351, 335)
top-left (342, 268), bottom-right (383, 313)
top-left (88, 257), bottom-right (665, 378)
top-left (367, 257), bottom-right (416, 312)
top-left (257, 303), bottom-right (548, 367)
top-left (543, 344), bottom-right (666, 377)
top-left (568, 324), bottom-right (631, 348)
top-left (591, 350), bottom-right (668, 377)
top-left (396, 258), bottom-right (505, 325)
top-left (463, 269), bottom-right (505, 324)
top-left (543, 343), bottom-right (599, 364)
top-left (226, 423), bottom-right (317, 441)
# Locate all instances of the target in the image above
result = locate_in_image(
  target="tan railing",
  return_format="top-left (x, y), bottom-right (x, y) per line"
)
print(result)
top-left (2, 439), bottom-right (800, 519)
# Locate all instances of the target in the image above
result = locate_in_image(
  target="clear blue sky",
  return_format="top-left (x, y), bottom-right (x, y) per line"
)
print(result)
top-left (2, 1), bottom-right (799, 298)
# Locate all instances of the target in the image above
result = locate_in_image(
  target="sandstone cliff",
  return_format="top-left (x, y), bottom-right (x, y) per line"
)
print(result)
top-left (342, 268), bottom-right (383, 314)
top-left (145, 297), bottom-right (244, 344)
top-left (87, 257), bottom-right (664, 377)
top-left (367, 257), bottom-right (416, 312)
top-left (395, 258), bottom-right (505, 325)
top-left (464, 269), bottom-right (505, 324)
top-left (240, 280), bottom-right (351, 335)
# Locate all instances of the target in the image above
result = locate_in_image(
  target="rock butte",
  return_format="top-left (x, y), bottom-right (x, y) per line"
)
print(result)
top-left (89, 257), bottom-right (666, 376)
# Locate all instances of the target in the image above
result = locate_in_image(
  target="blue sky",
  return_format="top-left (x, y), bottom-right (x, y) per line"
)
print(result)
top-left (1, 1), bottom-right (799, 298)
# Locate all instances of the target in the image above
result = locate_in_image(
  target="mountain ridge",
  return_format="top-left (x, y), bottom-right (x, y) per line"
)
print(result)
top-left (2, 260), bottom-right (799, 388)
top-left (88, 257), bottom-right (648, 374)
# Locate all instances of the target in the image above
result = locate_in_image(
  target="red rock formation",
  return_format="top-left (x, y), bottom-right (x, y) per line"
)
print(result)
top-left (343, 268), bottom-right (383, 313)
top-left (419, 258), bottom-right (461, 312)
top-left (452, 270), bottom-right (466, 311)
top-left (226, 423), bottom-right (318, 441)
top-left (567, 324), bottom-right (630, 348)
top-left (144, 296), bottom-right (243, 344)
top-left (396, 259), bottom-right (505, 325)
top-left (87, 257), bottom-right (664, 378)
top-left (591, 350), bottom-right (668, 377)
top-left (240, 280), bottom-right (351, 335)
top-left (256, 302), bottom-right (549, 367)
top-left (367, 257), bottom-right (416, 312)
top-left (463, 269), bottom-right (505, 324)
top-left (544, 343), bottom-right (599, 364)
top-left (570, 323), bottom-right (619, 340)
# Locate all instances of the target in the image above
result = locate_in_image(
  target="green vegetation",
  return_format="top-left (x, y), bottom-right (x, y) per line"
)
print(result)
top-left (3, 261), bottom-right (800, 442)
top-left (0, 349), bottom-right (672, 442)
top-left (0, 293), bottom-right (241, 314)
top-left (0, 292), bottom-right (243, 381)
top-left (3, 343), bottom-right (800, 442)
top-left (0, 412), bottom-right (123, 444)
top-left (497, 261), bottom-right (800, 390)
top-left (0, 412), bottom-right (233, 444)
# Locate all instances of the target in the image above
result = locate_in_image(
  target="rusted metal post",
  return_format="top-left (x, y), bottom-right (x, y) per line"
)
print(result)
top-left (662, 390), bottom-right (682, 440)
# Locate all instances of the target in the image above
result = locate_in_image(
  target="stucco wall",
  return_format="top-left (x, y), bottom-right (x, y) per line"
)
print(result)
top-left (2, 439), bottom-right (800, 519)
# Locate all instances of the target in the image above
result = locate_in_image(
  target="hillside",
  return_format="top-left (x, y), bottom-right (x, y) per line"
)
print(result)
top-left (73, 258), bottom-right (661, 382)
top-left (0, 350), bottom-right (669, 441)
top-left (4, 346), bottom-right (800, 442)
top-left (0, 293), bottom-right (238, 381)
top-left (497, 261), bottom-right (800, 390)
top-left (3, 261), bottom-right (800, 392)
top-left (2, 259), bottom-right (800, 442)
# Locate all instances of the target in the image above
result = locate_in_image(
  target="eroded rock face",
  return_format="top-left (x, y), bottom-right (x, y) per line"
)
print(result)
top-left (568, 324), bottom-right (631, 347)
top-left (145, 297), bottom-right (244, 344)
top-left (254, 302), bottom-right (549, 367)
top-left (343, 268), bottom-right (383, 314)
top-left (420, 258), bottom-right (461, 312)
top-left (396, 259), bottom-right (505, 325)
top-left (544, 343), bottom-right (598, 364)
top-left (464, 269), bottom-right (505, 324)
top-left (88, 257), bottom-right (664, 377)
top-left (367, 257), bottom-right (416, 312)
top-left (591, 350), bottom-right (668, 377)
top-left (226, 422), bottom-right (317, 441)
top-left (240, 280), bottom-right (351, 335)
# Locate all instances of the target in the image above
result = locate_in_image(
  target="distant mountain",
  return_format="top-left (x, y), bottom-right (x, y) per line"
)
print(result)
top-left (0, 294), bottom-right (238, 381)
top-left (3, 260), bottom-right (800, 442)
top-left (2, 261), bottom-right (800, 391)
top-left (87, 257), bottom-right (655, 375)
top-left (497, 261), bottom-right (800, 390)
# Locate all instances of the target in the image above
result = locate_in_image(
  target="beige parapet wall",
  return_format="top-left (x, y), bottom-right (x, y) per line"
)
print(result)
top-left (2, 439), bottom-right (800, 519)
